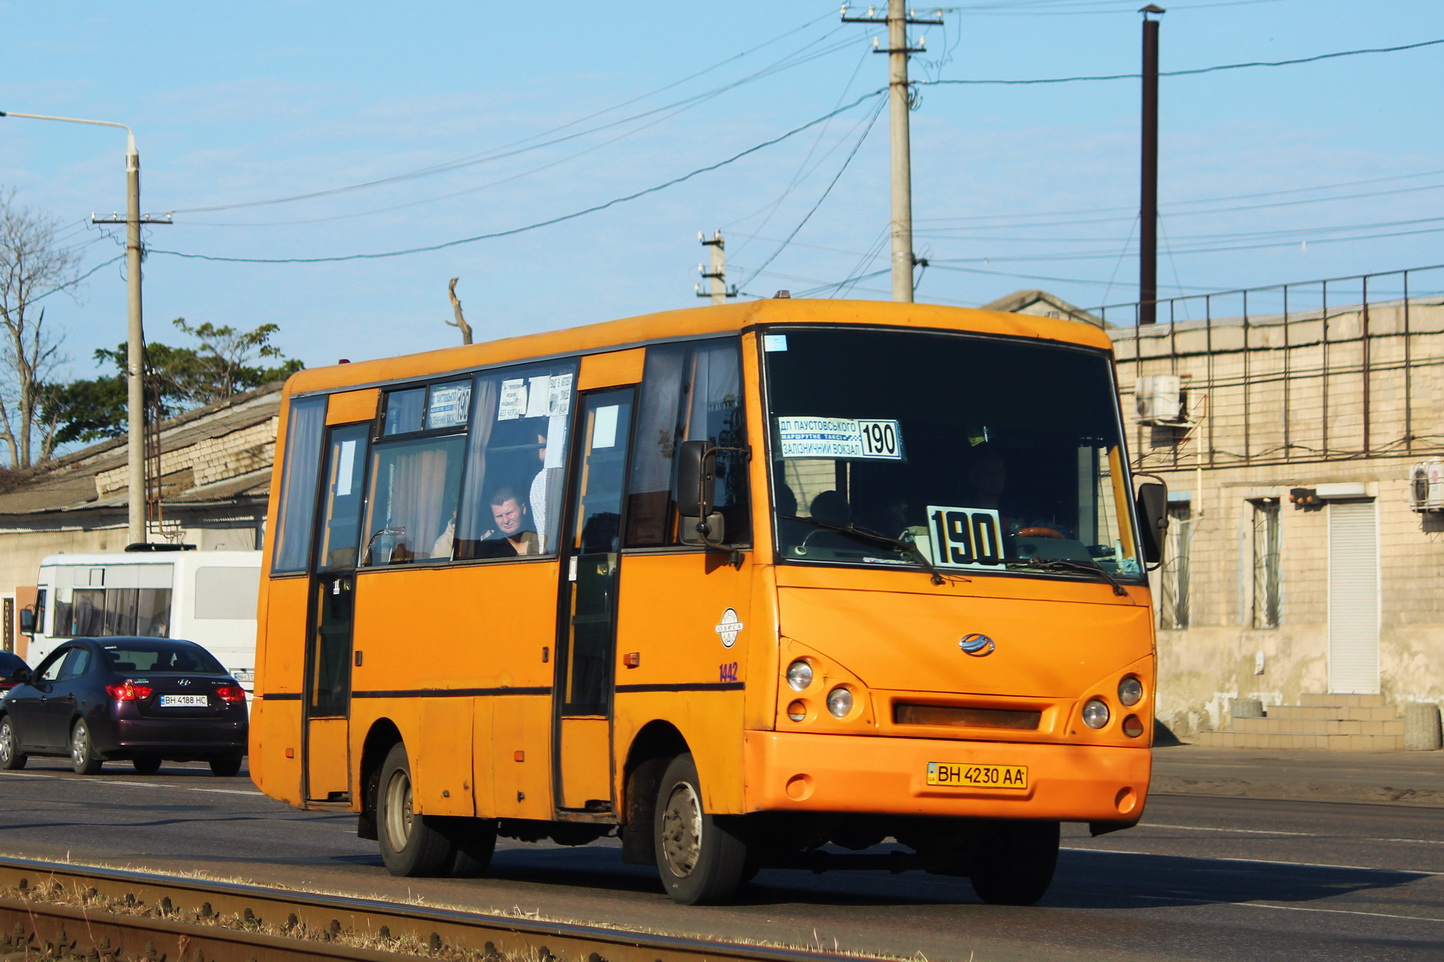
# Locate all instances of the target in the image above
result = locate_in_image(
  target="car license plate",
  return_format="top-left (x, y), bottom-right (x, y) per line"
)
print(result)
top-left (927, 761), bottom-right (1028, 789)
top-left (159, 694), bottom-right (209, 707)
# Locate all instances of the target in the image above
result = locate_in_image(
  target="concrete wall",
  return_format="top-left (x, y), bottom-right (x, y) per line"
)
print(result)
top-left (1114, 298), bottom-right (1444, 735)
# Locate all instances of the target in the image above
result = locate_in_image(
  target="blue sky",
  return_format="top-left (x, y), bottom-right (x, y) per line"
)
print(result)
top-left (2, 0), bottom-right (1440, 379)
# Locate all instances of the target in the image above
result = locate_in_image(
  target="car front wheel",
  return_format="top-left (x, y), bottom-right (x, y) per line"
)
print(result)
top-left (70, 719), bottom-right (103, 775)
top-left (0, 716), bottom-right (27, 770)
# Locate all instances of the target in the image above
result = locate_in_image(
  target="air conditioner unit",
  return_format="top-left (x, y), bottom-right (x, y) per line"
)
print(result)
top-left (1409, 459), bottom-right (1444, 512)
top-left (1135, 374), bottom-right (1185, 424)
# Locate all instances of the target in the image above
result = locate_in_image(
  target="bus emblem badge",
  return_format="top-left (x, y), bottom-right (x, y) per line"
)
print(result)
top-left (959, 633), bottom-right (996, 656)
top-left (715, 608), bottom-right (744, 648)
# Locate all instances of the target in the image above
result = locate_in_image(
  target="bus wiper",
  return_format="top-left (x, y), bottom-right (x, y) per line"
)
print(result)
top-left (782, 515), bottom-right (946, 586)
top-left (1009, 558), bottom-right (1127, 597)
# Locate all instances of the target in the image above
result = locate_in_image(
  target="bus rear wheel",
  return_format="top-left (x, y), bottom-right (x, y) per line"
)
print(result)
top-left (969, 820), bottom-right (1060, 906)
top-left (653, 753), bottom-right (748, 905)
top-left (444, 817), bottom-right (499, 877)
top-left (377, 742), bottom-right (455, 877)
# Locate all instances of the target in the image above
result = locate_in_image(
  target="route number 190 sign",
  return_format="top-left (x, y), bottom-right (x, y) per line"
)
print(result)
top-left (927, 505), bottom-right (1004, 569)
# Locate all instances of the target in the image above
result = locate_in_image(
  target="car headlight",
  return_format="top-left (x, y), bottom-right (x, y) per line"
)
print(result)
top-left (1118, 676), bottom-right (1144, 707)
top-left (786, 659), bottom-right (813, 692)
top-left (1082, 698), bottom-right (1111, 729)
top-left (826, 686), bottom-right (854, 718)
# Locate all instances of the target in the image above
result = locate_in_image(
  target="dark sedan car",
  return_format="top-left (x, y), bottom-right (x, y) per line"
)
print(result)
top-left (0, 651), bottom-right (29, 691)
top-left (0, 637), bottom-right (247, 776)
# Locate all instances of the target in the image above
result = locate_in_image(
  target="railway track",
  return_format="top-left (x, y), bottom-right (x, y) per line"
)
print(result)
top-left (0, 856), bottom-right (872, 962)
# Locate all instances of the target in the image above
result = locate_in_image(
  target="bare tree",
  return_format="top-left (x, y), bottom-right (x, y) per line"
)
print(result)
top-left (446, 277), bottom-right (473, 345)
top-left (0, 188), bottom-right (80, 468)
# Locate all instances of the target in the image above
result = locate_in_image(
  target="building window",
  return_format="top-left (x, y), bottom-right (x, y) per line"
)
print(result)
top-left (1160, 501), bottom-right (1191, 629)
top-left (1250, 498), bottom-right (1281, 628)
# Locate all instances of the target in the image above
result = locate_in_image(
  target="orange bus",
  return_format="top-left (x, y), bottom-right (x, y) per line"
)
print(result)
top-left (250, 297), bottom-right (1166, 905)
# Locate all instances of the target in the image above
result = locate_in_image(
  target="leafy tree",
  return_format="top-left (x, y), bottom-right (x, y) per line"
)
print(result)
top-left (0, 188), bottom-right (82, 468)
top-left (43, 318), bottom-right (303, 447)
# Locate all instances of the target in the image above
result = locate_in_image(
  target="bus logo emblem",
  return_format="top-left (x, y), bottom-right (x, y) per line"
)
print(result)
top-left (959, 633), bottom-right (996, 656)
top-left (715, 608), bottom-right (744, 648)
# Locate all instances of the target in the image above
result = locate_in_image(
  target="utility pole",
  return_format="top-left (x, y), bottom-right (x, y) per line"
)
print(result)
top-left (695, 231), bottom-right (737, 305)
top-left (1139, 5), bottom-right (1165, 325)
top-left (94, 178), bottom-right (171, 541)
top-left (0, 111), bottom-right (167, 546)
top-left (843, 2), bottom-right (942, 303)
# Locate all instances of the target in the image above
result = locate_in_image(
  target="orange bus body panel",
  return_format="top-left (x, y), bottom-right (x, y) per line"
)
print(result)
top-left (350, 564), bottom-right (557, 820)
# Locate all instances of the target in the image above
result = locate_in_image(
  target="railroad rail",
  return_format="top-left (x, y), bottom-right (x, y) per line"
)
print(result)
top-left (0, 856), bottom-right (871, 962)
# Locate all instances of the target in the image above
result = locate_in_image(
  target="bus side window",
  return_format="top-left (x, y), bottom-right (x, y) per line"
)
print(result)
top-left (363, 435), bottom-right (466, 565)
top-left (454, 363), bottom-right (575, 560)
top-left (626, 339), bottom-right (749, 548)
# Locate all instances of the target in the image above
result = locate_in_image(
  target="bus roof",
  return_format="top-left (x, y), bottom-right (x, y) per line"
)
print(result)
top-left (282, 298), bottom-right (1114, 397)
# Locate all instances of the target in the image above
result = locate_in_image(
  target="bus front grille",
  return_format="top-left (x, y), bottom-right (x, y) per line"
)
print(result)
top-left (893, 703), bottom-right (1042, 731)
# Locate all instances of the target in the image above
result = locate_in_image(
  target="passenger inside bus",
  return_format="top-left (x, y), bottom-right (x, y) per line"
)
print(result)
top-left (479, 488), bottom-right (538, 556)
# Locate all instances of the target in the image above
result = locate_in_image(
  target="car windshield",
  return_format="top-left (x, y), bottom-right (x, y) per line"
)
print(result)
top-left (103, 644), bottom-right (226, 674)
top-left (762, 326), bottom-right (1145, 584)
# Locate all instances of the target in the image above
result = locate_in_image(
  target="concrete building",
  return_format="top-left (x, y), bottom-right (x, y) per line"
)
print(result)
top-left (1108, 268), bottom-right (1444, 749)
top-left (0, 383), bottom-right (280, 652)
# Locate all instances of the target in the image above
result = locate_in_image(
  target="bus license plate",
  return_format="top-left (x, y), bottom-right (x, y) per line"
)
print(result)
top-left (160, 694), bottom-right (209, 707)
top-left (927, 762), bottom-right (1028, 789)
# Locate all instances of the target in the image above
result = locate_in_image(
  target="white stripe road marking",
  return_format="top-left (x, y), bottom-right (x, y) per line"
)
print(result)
top-left (1134, 894), bottom-right (1444, 925)
top-left (1140, 820), bottom-right (1444, 847)
top-left (0, 770), bottom-right (260, 796)
top-left (1067, 844), bottom-right (1444, 878)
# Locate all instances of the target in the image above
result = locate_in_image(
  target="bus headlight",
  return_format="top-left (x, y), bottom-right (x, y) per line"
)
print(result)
top-left (1082, 698), bottom-right (1111, 729)
top-left (826, 686), bottom-right (854, 718)
top-left (1118, 676), bottom-right (1144, 707)
top-left (786, 659), bottom-right (813, 692)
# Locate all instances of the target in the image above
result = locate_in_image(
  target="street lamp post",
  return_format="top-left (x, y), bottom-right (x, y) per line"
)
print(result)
top-left (1, 111), bottom-right (148, 545)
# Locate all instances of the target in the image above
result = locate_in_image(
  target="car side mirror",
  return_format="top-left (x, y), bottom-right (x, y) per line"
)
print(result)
top-left (1135, 481), bottom-right (1168, 566)
top-left (11, 667), bottom-right (30, 685)
top-left (18, 607), bottom-right (35, 634)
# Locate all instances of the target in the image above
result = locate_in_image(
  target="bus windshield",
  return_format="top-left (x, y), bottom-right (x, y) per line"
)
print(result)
top-left (763, 326), bottom-right (1144, 583)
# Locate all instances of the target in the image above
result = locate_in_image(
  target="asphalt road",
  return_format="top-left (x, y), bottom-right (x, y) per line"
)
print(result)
top-left (1, 759), bottom-right (1441, 962)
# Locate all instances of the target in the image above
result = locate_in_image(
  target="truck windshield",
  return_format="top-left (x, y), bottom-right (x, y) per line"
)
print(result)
top-left (762, 327), bottom-right (1144, 584)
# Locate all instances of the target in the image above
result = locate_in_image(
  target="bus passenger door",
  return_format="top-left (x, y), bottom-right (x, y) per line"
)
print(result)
top-left (304, 422), bottom-right (370, 802)
top-left (554, 388), bottom-right (634, 812)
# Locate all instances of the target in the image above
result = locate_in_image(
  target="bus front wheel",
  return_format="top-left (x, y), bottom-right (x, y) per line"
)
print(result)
top-left (653, 753), bottom-right (748, 905)
top-left (377, 742), bottom-right (455, 877)
top-left (969, 820), bottom-right (1060, 906)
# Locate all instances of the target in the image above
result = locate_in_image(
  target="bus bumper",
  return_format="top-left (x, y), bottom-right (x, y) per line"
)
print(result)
top-left (742, 731), bottom-right (1151, 824)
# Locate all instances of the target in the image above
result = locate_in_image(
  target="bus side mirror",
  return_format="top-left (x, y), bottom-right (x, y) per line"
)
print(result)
top-left (1135, 481), bottom-right (1168, 565)
top-left (18, 607), bottom-right (35, 634)
top-left (677, 440), bottom-right (714, 519)
top-left (677, 440), bottom-right (724, 546)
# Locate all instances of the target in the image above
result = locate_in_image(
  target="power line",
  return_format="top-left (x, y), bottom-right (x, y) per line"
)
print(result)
top-left (149, 91), bottom-right (888, 265)
top-left (171, 22), bottom-right (857, 217)
top-left (736, 97), bottom-right (887, 288)
top-left (926, 223), bottom-right (1444, 263)
top-left (918, 37), bottom-right (1444, 86)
